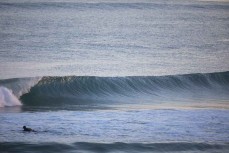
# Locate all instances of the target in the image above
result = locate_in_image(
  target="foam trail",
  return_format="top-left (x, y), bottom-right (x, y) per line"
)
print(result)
top-left (0, 77), bottom-right (41, 98)
top-left (0, 87), bottom-right (22, 107)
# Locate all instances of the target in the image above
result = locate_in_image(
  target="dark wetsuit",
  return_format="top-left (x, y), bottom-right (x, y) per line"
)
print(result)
top-left (23, 126), bottom-right (35, 132)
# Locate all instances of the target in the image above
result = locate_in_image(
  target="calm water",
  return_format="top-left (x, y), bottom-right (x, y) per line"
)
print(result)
top-left (0, 0), bottom-right (229, 152)
top-left (0, 0), bottom-right (229, 78)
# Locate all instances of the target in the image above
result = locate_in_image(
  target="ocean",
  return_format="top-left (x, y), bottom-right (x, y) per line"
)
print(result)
top-left (0, 0), bottom-right (229, 152)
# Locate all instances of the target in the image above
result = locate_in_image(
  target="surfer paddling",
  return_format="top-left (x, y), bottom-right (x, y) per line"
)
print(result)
top-left (23, 126), bottom-right (36, 132)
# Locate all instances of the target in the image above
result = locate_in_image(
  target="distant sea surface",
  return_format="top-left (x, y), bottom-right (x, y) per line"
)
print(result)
top-left (0, 0), bottom-right (229, 152)
top-left (0, 0), bottom-right (229, 78)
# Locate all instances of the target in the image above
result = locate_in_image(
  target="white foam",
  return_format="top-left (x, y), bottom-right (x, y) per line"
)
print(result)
top-left (1, 77), bottom-right (42, 98)
top-left (0, 87), bottom-right (22, 107)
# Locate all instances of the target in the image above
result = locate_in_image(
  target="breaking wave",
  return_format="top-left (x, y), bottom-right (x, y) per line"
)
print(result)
top-left (0, 87), bottom-right (22, 107)
top-left (0, 77), bottom-right (41, 107)
top-left (0, 71), bottom-right (228, 107)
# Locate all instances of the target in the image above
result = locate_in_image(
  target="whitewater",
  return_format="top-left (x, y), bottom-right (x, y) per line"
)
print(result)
top-left (1, 73), bottom-right (229, 153)
top-left (0, 0), bottom-right (229, 152)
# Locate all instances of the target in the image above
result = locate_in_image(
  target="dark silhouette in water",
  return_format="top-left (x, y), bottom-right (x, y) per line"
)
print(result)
top-left (23, 126), bottom-right (35, 132)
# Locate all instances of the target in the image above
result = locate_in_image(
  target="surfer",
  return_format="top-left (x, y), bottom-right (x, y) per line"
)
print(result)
top-left (23, 126), bottom-right (36, 132)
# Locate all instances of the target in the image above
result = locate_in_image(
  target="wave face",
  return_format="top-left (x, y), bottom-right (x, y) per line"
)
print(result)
top-left (0, 71), bottom-right (228, 107)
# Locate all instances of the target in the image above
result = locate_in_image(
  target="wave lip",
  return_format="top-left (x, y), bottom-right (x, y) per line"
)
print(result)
top-left (0, 71), bottom-right (228, 107)
top-left (0, 77), bottom-right (41, 107)
top-left (21, 71), bottom-right (229, 106)
top-left (0, 87), bottom-right (22, 107)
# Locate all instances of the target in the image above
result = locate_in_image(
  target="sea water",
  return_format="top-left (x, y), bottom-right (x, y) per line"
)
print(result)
top-left (0, 0), bottom-right (229, 152)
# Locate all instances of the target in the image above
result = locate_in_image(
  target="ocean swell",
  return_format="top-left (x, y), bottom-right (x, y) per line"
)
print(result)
top-left (0, 71), bottom-right (228, 107)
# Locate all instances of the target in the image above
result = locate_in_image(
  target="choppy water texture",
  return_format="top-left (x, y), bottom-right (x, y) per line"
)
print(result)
top-left (1, 110), bottom-right (229, 153)
top-left (0, 74), bottom-right (229, 153)
top-left (0, 0), bottom-right (229, 78)
top-left (0, 0), bottom-right (229, 152)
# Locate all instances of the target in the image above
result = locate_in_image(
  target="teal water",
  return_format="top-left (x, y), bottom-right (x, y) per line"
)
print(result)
top-left (0, 0), bottom-right (229, 152)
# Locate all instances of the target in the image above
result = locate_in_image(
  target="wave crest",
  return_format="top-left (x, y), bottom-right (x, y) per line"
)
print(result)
top-left (0, 87), bottom-right (22, 107)
top-left (0, 71), bottom-right (228, 107)
top-left (0, 77), bottom-right (41, 107)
